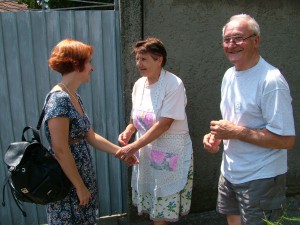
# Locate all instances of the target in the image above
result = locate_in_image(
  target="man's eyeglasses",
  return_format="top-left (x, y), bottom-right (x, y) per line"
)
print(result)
top-left (223, 34), bottom-right (256, 46)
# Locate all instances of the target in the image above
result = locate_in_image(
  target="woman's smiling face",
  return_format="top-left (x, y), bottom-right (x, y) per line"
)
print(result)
top-left (135, 52), bottom-right (162, 77)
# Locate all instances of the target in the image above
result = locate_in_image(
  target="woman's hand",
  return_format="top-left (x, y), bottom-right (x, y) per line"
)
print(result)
top-left (115, 145), bottom-right (139, 166)
top-left (123, 154), bottom-right (139, 166)
top-left (75, 183), bottom-right (91, 206)
top-left (117, 117), bottom-right (174, 161)
top-left (118, 130), bottom-right (133, 146)
top-left (203, 133), bottom-right (222, 154)
top-left (115, 143), bottom-right (137, 161)
top-left (118, 120), bottom-right (136, 146)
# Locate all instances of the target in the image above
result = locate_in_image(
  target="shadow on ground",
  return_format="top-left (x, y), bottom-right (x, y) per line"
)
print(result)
top-left (98, 195), bottom-right (300, 225)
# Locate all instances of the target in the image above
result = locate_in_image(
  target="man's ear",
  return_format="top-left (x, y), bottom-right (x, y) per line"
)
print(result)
top-left (254, 35), bottom-right (260, 48)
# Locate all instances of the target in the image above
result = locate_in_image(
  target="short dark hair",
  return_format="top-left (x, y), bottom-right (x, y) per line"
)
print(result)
top-left (48, 39), bottom-right (93, 75)
top-left (132, 37), bottom-right (167, 67)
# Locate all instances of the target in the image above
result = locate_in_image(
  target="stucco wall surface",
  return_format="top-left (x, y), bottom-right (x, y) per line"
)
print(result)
top-left (120, 0), bottom-right (300, 214)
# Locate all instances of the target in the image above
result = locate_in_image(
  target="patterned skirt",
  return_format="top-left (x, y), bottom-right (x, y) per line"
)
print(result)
top-left (132, 159), bottom-right (193, 222)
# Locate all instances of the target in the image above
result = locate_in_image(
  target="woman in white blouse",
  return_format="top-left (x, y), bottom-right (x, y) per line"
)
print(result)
top-left (116, 37), bottom-right (193, 225)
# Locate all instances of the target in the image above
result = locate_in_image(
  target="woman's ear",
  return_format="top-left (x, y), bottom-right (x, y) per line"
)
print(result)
top-left (157, 56), bottom-right (163, 66)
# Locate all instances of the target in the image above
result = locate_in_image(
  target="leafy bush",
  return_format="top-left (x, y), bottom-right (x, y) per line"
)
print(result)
top-left (17, 0), bottom-right (114, 10)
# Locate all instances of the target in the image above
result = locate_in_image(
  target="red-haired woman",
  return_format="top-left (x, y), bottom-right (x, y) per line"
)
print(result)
top-left (44, 39), bottom-right (138, 225)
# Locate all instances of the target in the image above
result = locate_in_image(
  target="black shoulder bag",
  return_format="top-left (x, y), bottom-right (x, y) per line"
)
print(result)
top-left (2, 95), bottom-right (71, 216)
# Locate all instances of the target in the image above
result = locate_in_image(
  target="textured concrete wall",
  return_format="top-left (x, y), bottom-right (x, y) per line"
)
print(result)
top-left (120, 0), bottom-right (300, 214)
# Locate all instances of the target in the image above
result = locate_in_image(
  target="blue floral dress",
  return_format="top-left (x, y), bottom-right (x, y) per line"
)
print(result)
top-left (43, 91), bottom-right (98, 225)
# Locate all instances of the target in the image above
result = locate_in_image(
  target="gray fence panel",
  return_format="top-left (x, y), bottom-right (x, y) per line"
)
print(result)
top-left (114, 11), bottom-right (128, 212)
top-left (16, 13), bottom-right (40, 127)
top-left (102, 11), bottom-right (124, 215)
top-left (88, 11), bottom-right (112, 216)
top-left (0, 12), bottom-right (14, 225)
top-left (0, 10), bottom-right (126, 225)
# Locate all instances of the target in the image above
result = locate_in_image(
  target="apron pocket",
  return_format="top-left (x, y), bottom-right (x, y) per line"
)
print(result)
top-left (150, 149), bottom-right (179, 171)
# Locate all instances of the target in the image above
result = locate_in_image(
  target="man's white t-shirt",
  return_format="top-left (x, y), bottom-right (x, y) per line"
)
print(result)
top-left (220, 57), bottom-right (295, 184)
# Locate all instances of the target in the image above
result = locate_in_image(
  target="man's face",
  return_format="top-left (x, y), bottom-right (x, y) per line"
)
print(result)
top-left (223, 19), bottom-right (259, 71)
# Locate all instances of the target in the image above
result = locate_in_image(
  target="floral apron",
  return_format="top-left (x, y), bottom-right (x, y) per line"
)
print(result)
top-left (131, 69), bottom-right (192, 198)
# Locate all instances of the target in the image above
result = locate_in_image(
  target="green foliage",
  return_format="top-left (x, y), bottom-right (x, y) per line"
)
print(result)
top-left (17, 0), bottom-right (40, 9)
top-left (263, 211), bottom-right (300, 225)
top-left (17, 0), bottom-right (114, 10)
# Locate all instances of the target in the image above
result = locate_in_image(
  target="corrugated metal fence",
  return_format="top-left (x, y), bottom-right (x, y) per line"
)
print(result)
top-left (0, 10), bottom-right (127, 225)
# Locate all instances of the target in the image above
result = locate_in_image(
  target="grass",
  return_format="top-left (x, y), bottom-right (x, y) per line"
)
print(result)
top-left (263, 210), bottom-right (300, 225)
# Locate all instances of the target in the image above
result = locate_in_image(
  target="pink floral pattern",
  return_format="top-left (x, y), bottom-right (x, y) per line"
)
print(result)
top-left (132, 159), bottom-right (193, 221)
top-left (150, 150), bottom-right (179, 171)
top-left (151, 150), bottom-right (166, 164)
top-left (133, 110), bottom-right (155, 131)
top-left (169, 155), bottom-right (179, 171)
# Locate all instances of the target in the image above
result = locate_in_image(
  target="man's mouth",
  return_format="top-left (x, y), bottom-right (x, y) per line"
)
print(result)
top-left (229, 50), bottom-right (242, 54)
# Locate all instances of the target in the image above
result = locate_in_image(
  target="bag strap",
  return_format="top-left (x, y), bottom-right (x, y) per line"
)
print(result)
top-left (22, 126), bottom-right (41, 142)
top-left (8, 179), bottom-right (27, 217)
top-left (36, 94), bottom-right (52, 130)
top-left (2, 176), bottom-right (9, 207)
top-left (2, 175), bottom-right (27, 217)
top-left (21, 94), bottom-right (52, 144)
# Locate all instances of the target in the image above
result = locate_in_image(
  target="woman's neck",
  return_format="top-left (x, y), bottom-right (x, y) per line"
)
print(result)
top-left (58, 75), bottom-right (81, 100)
top-left (146, 69), bottom-right (162, 85)
top-left (60, 73), bottom-right (80, 93)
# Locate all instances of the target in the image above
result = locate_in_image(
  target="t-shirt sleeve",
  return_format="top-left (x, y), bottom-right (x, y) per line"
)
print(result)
top-left (44, 92), bottom-right (75, 122)
top-left (160, 80), bottom-right (187, 120)
top-left (131, 80), bottom-right (138, 118)
top-left (262, 74), bottom-right (295, 136)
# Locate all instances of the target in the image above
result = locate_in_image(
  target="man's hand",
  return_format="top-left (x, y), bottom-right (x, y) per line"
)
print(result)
top-left (203, 133), bottom-right (222, 153)
top-left (210, 120), bottom-right (241, 140)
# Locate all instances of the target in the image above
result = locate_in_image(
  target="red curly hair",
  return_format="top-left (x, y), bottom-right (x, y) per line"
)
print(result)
top-left (48, 39), bottom-right (93, 75)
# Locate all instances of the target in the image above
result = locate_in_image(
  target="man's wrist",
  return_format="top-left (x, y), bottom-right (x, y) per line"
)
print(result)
top-left (236, 126), bottom-right (250, 140)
